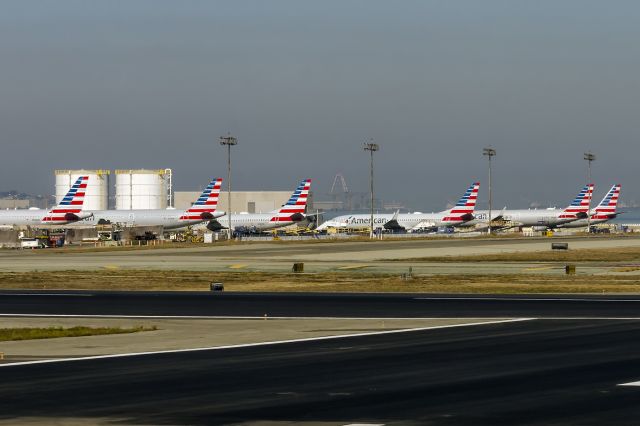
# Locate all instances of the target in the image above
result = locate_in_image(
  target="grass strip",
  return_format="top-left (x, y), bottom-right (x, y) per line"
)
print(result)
top-left (393, 247), bottom-right (640, 263)
top-left (0, 326), bottom-right (157, 342)
top-left (2, 269), bottom-right (640, 293)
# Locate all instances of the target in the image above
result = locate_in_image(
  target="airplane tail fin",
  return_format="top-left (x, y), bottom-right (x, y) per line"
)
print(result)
top-left (180, 178), bottom-right (223, 220)
top-left (560, 183), bottom-right (594, 219)
top-left (270, 179), bottom-right (312, 222)
top-left (42, 176), bottom-right (89, 223)
top-left (593, 184), bottom-right (621, 219)
top-left (442, 182), bottom-right (480, 223)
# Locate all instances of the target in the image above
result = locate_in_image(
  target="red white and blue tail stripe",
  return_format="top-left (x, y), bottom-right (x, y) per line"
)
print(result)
top-left (270, 179), bottom-right (312, 222)
top-left (180, 178), bottom-right (223, 221)
top-left (560, 183), bottom-right (594, 219)
top-left (42, 176), bottom-right (89, 223)
top-left (443, 182), bottom-right (480, 223)
top-left (593, 184), bottom-right (621, 220)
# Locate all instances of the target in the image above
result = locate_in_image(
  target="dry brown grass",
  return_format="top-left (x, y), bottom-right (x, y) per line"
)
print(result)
top-left (2, 269), bottom-right (640, 294)
top-left (0, 326), bottom-right (156, 341)
top-left (397, 247), bottom-right (640, 263)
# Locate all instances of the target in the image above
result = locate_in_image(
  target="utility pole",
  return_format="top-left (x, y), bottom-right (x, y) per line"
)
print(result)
top-left (364, 141), bottom-right (379, 239)
top-left (483, 147), bottom-right (496, 234)
top-left (220, 134), bottom-right (237, 240)
top-left (584, 151), bottom-right (596, 233)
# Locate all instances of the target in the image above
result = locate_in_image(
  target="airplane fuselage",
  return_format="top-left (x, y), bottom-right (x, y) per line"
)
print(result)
top-left (557, 215), bottom-right (614, 228)
top-left (467, 209), bottom-right (579, 228)
top-left (71, 210), bottom-right (225, 230)
top-left (0, 209), bottom-right (225, 230)
top-left (227, 213), bottom-right (300, 232)
top-left (316, 212), bottom-right (459, 232)
top-left (0, 210), bottom-right (47, 226)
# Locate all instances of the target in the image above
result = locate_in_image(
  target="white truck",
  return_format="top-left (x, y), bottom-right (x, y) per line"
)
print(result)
top-left (20, 238), bottom-right (44, 249)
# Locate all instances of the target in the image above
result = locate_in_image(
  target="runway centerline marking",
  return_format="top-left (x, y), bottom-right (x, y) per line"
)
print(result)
top-left (0, 318), bottom-right (534, 368)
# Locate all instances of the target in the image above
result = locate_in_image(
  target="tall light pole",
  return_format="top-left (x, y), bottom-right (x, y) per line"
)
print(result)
top-left (364, 141), bottom-right (379, 239)
top-left (220, 134), bottom-right (237, 239)
top-left (584, 151), bottom-right (596, 233)
top-left (483, 147), bottom-right (496, 235)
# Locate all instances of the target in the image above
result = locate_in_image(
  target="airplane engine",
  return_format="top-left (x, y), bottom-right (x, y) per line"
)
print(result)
top-left (289, 213), bottom-right (305, 222)
top-left (206, 220), bottom-right (225, 232)
top-left (64, 212), bottom-right (93, 222)
top-left (459, 213), bottom-right (474, 222)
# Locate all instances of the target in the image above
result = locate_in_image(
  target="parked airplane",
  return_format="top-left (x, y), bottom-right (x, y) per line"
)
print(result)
top-left (0, 176), bottom-right (91, 227)
top-left (315, 182), bottom-right (480, 232)
top-left (467, 183), bottom-right (595, 230)
top-left (209, 179), bottom-right (312, 233)
top-left (71, 178), bottom-right (225, 230)
top-left (559, 184), bottom-right (621, 228)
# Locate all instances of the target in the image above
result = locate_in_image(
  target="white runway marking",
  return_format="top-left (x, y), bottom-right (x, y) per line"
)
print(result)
top-left (0, 293), bottom-right (92, 297)
top-left (618, 381), bottom-right (640, 387)
top-left (0, 318), bottom-right (534, 368)
top-left (343, 424), bottom-right (385, 426)
top-left (3, 314), bottom-right (640, 321)
top-left (537, 317), bottom-right (640, 320)
top-left (0, 313), bottom-right (516, 320)
top-left (413, 297), bottom-right (640, 302)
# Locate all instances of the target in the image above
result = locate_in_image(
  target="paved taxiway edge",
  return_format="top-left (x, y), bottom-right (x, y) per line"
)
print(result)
top-left (0, 318), bottom-right (532, 368)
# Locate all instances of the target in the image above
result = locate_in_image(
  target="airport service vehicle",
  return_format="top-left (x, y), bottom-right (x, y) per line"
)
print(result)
top-left (71, 178), bottom-right (225, 230)
top-left (315, 182), bottom-right (480, 233)
top-left (0, 176), bottom-right (91, 227)
top-left (467, 183), bottom-right (594, 230)
top-left (209, 179), bottom-right (312, 233)
top-left (19, 238), bottom-right (45, 249)
top-left (559, 184), bottom-right (621, 228)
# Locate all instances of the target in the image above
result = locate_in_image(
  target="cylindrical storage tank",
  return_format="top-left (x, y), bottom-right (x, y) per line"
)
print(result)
top-left (55, 170), bottom-right (110, 211)
top-left (115, 169), bottom-right (170, 210)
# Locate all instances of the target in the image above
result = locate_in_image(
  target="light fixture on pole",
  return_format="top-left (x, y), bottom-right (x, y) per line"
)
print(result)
top-left (483, 147), bottom-right (496, 234)
top-left (364, 140), bottom-right (379, 239)
top-left (584, 151), bottom-right (596, 233)
top-left (220, 134), bottom-right (237, 240)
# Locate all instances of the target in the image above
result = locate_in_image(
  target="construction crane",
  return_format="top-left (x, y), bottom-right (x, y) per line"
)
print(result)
top-left (330, 173), bottom-right (352, 210)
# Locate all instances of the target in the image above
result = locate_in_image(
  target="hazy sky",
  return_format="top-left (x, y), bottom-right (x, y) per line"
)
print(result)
top-left (1, 1), bottom-right (639, 209)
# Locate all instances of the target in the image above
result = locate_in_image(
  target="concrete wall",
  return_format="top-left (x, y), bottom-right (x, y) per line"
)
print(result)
top-left (0, 230), bottom-right (20, 247)
top-left (0, 199), bottom-right (30, 209)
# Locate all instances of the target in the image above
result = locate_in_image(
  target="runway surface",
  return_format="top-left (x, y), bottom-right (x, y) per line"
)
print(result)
top-left (3, 319), bottom-right (640, 425)
top-left (3, 290), bottom-right (640, 318)
top-left (5, 292), bottom-right (640, 424)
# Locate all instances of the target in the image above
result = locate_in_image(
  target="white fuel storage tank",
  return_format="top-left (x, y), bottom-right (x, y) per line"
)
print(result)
top-left (115, 169), bottom-right (171, 210)
top-left (55, 169), bottom-right (110, 211)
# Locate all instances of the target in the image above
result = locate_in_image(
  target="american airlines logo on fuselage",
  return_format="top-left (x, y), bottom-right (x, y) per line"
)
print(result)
top-left (346, 216), bottom-right (388, 225)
